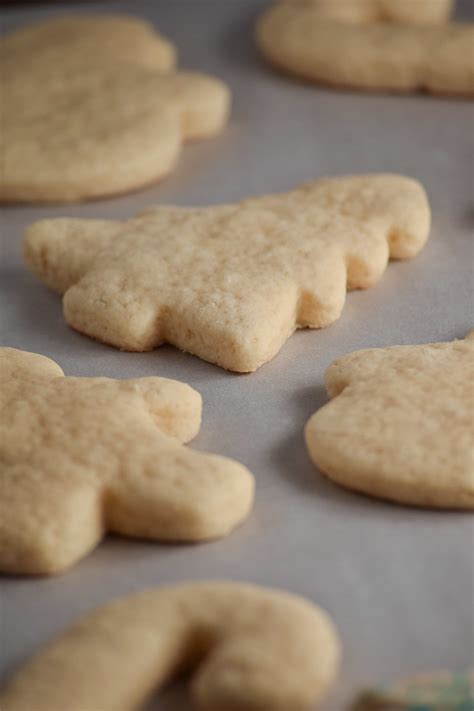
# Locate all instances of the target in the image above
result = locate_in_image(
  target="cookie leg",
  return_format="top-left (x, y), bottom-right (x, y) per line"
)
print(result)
top-left (0, 466), bottom-right (103, 575)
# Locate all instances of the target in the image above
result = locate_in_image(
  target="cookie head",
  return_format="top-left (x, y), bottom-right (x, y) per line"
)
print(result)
top-left (0, 348), bottom-right (254, 574)
top-left (305, 332), bottom-right (474, 509)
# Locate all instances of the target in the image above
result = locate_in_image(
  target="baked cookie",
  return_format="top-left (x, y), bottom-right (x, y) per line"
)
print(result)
top-left (23, 174), bottom-right (430, 372)
top-left (256, 0), bottom-right (474, 95)
top-left (0, 15), bottom-right (230, 203)
top-left (0, 348), bottom-right (254, 574)
top-left (0, 581), bottom-right (340, 711)
top-left (305, 332), bottom-right (474, 508)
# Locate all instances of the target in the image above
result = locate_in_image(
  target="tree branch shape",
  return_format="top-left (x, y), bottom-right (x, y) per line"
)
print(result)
top-left (24, 175), bottom-right (430, 372)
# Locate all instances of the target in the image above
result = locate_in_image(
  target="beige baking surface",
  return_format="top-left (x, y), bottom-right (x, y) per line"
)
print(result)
top-left (0, 1), bottom-right (473, 709)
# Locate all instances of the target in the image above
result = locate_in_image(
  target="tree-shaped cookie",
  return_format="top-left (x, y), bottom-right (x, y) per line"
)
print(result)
top-left (0, 15), bottom-right (229, 202)
top-left (305, 333), bottom-right (474, 509)
top-left (0, 581), bottom-right (340, 711)
top-left (256, 0), bottom-right (474, 95)
top-left (24, 174), bottom-right (430, 372)
top-left (0, 348), bottom-right (254, 574)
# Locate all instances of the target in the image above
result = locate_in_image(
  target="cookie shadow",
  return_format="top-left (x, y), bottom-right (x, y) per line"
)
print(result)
top-left (0, 269), bottom-right (73, 348)
top-left (461, 205), bottom-right (474, 232)
top-left (456, 0), bottom-right (474, 20)
top-left (270, 384), bottom-right (360, 506)
top-left (141, 680), bottom-right (190, 711)
top-left (217, 0), bottom-right (268, 67)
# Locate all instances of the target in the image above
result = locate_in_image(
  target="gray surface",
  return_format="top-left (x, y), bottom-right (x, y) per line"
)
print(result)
top-left (1, 1), bottom-right (474, 709)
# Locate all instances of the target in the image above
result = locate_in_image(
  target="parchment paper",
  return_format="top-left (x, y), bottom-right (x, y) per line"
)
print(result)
top-left (1, 1), bottom-right (473, 708)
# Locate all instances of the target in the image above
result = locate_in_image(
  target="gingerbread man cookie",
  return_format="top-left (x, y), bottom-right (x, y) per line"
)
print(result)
top-left (0, 348), bottom-right (254, 574)
top-left (0, 581), bottom-right (340, 711)
top-left (0, 15), bottom-right (230, 202)
top-left (23, 174), bottom-right (430, 372)
top-left (256, 0), bottom-right (474, 95)
top-left (305, 332), bottom-right (474, 508)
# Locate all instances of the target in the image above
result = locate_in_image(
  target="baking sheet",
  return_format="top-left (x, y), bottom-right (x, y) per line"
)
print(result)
top-left (1, 1), bottom-right (473, 708)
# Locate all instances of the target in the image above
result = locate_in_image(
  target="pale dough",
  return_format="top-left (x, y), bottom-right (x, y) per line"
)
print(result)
top-left (305, 332), bottom-right (474, 508)
top-left (0, 348), bottom-right (254, 574)
top-left (256, 0), bottom-right (474, 94)
top-left (0, 15), bottom-right (230, 202)
top-left (23, 174), bottom-right (430, 372)
top-left (0, 581), bottom-right (340, 711)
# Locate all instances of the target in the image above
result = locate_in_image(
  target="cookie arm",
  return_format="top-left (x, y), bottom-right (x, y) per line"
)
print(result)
top-left (156, 71), bottom-right (231, 139)
top-left (0, 347), bottom-right (64, 382)
top-left (105, 434), bottom-right (254, 541)
top-left (118, 377), bottom-right (202, 443)
top-left (23, 218), bottom-right (122, 293)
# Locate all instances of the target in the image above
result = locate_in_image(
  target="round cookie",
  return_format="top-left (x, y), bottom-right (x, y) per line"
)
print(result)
top-left (305, 332), bottom-right (474, 509)
top-left (256, 0), bottom-right (474, 95)
top-left (0, 15), bottom-right (230, 203)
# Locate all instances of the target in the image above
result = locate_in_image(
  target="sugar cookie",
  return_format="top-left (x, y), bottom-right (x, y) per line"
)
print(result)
top-left (23, 175), bottom-right (430, 372)
top-left (305, 332), bottom-right (474, 508)
top-left (0, 348), bottom-right (254, 574)
top-left (0, 15), bottom-right (230, 202)
top-left (256, 0), bottom-right (474, 95)
top-left (0, 581), bottom-right (340, 711)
